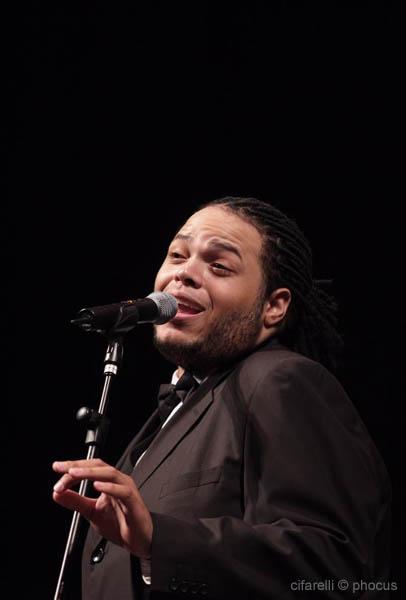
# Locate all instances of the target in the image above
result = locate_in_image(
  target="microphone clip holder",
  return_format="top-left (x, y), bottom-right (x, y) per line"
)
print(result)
top-left (76, 406), bottom-right (110, 448)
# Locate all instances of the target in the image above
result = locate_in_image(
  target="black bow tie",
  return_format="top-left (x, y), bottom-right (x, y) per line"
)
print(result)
top-left (157, 371), bottom-right (197, 424)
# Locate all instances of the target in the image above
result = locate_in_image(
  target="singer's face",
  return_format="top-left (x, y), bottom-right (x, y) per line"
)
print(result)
top-left (153, 206), bottom-right (272, 376)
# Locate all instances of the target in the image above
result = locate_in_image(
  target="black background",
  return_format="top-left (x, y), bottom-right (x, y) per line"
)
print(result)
top-left (12, 2), bottom-right (404, 597)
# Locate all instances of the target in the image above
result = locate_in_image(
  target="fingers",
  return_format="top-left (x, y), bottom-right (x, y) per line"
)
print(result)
top-left (52, 461), bottom-right (135, 497)
top-left (53, 489), bottom-right (97, 520)
top-left (53, 473), bottom-right (76, 493)
top-left (52, 459), bottom-right (153, 557)
top-left (68, 465), bottom-right (123, 483)
top-left (93, 480), bottom-right (133, 501)
top-left (52, 459), bottom-right (112, 493)
top-left (53, 459), bottom-right (106, 473)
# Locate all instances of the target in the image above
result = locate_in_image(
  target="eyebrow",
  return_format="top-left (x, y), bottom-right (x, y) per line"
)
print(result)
top-left (173, 234), bottom-right (242, 261)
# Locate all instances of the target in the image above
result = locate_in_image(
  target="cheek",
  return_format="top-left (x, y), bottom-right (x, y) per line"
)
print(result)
top-left (154, 263), bottom-right (171, 291)
top-left (208, 280), bottom-right (259, 314)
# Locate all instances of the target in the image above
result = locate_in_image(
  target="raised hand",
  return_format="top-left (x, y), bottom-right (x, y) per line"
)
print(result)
top-left (52, 459), bottom-right (153, 558)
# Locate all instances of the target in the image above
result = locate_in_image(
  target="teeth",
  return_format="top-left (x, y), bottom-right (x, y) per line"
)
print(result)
top-left (178, 301), bottom-right (201, 311)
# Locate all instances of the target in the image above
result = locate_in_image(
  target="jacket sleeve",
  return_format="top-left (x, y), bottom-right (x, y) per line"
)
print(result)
top-left (147, 358), bottom-right (390, 599)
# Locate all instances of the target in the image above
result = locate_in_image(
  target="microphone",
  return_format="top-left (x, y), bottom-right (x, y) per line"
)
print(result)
top-left (71, 292), bottom-right (178, 334)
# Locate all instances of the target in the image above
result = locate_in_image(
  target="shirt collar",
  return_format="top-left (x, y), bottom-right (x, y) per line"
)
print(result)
top-left (171, 370), bottom-right (204, 386)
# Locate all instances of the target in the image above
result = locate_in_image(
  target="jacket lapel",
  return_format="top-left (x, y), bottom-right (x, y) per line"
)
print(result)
top-left (131, 338), bottom-right (282, 489)
top-left (132, 368), bottom-right (231, 489)
top-left (116, 410), bottom-right (161, 472)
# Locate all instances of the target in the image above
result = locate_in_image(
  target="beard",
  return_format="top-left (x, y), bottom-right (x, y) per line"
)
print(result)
top-left (153, 296), bottom-right (265, 378)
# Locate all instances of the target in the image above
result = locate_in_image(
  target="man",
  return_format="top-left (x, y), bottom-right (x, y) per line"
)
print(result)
top-left (53, 197), bottom-right (391, 599)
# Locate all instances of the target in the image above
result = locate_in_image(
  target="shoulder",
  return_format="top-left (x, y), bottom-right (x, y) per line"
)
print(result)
top-left (218, 340), bottom-right (391, 491)
top-left (231, 340), bottom-right (340, 403)
top-left (226, 340), bottom-right (366, 438)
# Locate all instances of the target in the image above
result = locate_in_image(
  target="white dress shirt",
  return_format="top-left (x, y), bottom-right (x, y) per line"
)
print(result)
top-left (138, 370), bottom-right (201, 585)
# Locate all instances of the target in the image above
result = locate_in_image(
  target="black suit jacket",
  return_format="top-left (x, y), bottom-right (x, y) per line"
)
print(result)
top-left (81, 340), bottom-right (391, 599)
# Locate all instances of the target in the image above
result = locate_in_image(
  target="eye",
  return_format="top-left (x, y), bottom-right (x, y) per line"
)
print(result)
top-left (169, 251), bottom-right (185, 261)
top-left (211, 262), bottom-right (230, 273)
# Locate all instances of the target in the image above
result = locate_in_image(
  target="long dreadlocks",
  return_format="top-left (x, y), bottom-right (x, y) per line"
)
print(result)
top-left (201, 197), bottom-right (344, 373)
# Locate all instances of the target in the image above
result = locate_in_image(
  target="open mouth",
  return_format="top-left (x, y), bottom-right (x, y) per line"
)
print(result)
top-left (177, 302), bottom-right (204, 316)
top-left (169, 295), bottom-right (206, 320)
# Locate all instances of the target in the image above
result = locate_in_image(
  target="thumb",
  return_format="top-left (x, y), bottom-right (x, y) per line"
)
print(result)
top-left (53, 489), bottom-right (96, 520)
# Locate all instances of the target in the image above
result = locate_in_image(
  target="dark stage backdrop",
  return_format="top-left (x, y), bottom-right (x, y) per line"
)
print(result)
top-left (12, 2), bottom-right (403, 598)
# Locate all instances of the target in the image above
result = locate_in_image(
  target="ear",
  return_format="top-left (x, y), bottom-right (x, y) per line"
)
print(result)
top-left (262, 288), bottom-right (292, 329)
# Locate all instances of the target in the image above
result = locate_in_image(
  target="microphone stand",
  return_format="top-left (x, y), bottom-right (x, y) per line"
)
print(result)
top-left (54, 336), bottom-right (123, 600)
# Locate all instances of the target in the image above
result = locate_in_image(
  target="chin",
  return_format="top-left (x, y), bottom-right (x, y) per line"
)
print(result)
top-left (154, 323), bottom-right (199, 346)
top-left (153, 326), bottom-right (205, 372)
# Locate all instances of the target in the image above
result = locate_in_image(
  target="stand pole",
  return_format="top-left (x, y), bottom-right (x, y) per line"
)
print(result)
top-left (54, 338), bottom-right (123, 600)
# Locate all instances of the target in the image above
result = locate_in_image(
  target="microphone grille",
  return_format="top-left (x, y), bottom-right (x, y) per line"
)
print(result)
top-left (147, 292), bottom-right (178, 324)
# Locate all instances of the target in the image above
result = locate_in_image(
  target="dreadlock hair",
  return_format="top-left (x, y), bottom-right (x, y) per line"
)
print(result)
top-left (200, 196), bottom-right (344, 373)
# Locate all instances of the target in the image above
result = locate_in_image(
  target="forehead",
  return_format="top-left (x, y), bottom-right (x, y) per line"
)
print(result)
top-left (173, 206), bottom-right (263, 258)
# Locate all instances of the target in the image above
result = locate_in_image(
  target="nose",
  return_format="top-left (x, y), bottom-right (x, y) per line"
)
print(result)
top-left (175, 266), bottom-right (201, 288)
